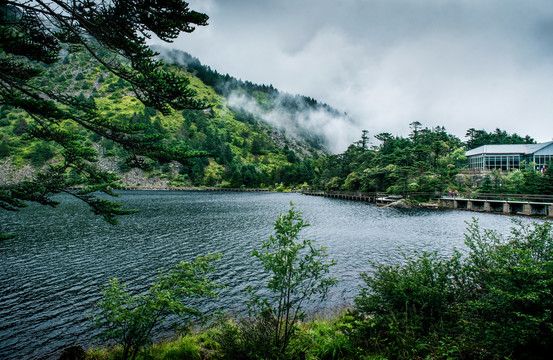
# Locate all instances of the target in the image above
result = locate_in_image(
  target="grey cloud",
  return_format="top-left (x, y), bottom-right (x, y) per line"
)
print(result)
top-left (170, 0), bottom-right (553, 151)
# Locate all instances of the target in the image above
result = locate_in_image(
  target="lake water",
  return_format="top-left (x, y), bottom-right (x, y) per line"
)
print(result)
top-left (0, 191), bottom-right (541, 359)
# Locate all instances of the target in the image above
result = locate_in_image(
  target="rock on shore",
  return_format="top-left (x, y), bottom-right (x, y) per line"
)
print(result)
top-left (385, 198), bottom-right (440, 209)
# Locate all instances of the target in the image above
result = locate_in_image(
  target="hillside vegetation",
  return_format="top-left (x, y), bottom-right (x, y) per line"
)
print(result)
top-left (0, 47), bottom-right (333, 189)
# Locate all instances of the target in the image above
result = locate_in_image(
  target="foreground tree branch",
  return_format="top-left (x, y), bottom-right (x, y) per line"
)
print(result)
top-left (0, 0), bottom-right (210, 235)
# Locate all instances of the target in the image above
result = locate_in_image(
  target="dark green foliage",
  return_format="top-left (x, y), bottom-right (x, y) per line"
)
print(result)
top-left (352, 219), bottom-right (553, 360)
top-left (480, 175), bottom-right (494, 193)
top-left (465, 128), bottom-right (535, 150)
top-left (480, 167), bottom-right (553, 195)
top-left (0, 0), bottom-right (210, 230)
top-left (12, 117), bottom-right (28, 135)
top-left (353, 251), bottom-right (465, 359)
top-left (0, 139), bottom-right (10, 158)
top-left (216, 313), bottom-right (285, 360)
top-left (25, 141), bottom-right (55, 167)
top-left (313, 125), bottom-right (545, 196)
top-left (542, 166), bottom-right (553, 194)
top-left (461, 220), bottom-right (553, 359)
top-left (315, 125), bottom-right (464, 195)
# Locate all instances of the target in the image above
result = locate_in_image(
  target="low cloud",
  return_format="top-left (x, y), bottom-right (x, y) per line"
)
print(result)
top-left (154, 46), bottom-right (360, 152)
top-left (226, 91), bottom-right (358, 153)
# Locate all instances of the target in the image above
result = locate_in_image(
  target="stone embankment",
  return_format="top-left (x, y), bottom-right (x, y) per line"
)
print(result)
top-left (0, 156), bottom-right (173, 189)
top-left (0, 159), bottom-right (35, 185)
top-left (0, 158), bottom-right (273, 192)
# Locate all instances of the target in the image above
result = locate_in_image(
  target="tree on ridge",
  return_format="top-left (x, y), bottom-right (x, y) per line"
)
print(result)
top-left (0, 0), bottom-right (210, 237)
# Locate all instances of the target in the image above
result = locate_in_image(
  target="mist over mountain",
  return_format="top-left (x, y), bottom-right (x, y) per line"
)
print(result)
top-left (156, 47), bottom-right (357, 153)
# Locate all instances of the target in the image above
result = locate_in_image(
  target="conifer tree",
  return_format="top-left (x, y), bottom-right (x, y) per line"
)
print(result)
top-left (0, 0), bottom-right (209, 235)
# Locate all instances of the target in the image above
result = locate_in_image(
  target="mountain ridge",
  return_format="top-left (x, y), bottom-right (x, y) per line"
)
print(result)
top-left (0, 46), bottom-right (338, 189)
top-left (156, 46), bottom-right (355, 153)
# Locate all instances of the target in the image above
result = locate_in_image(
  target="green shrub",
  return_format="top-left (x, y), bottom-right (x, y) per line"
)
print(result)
top-left (461, 219), bottom-right (553, 359)
top-left (352, 219), bottom-right (553, 360)
top-left (215, 314), bottom-right (281, 360)
top-left (26, 142), bottom-right (55, 167)
top-left (353, 250), bottom-right (465, 359)
top-left (91, 254), bottom-right (221, 360)
top-left (217, 204), bottom-right (338, 360)
top-left (247, 203), bottom-right (337, 359)
top-left (0, 141), bottom-right (10, 158)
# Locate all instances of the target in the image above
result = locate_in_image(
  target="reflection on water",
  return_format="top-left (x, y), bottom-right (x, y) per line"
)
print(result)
top-left (0, 191), bottom-right (539, 359)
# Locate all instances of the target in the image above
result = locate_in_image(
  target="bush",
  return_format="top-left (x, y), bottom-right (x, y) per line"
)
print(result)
top-left (26, 142), bottom-right (55, 167)
top-left (353, 250), bottom-right (465, 359)
top-left (215, 313), bottom-right (281, 360)
top-left (224, 203), bottom-right (337, 360)
top-left (352, 219), bottom-right (553, 359)
top-left (0, 141), bottom-right (10, 158)
top-left (461, 219), bottom-right (553, 359)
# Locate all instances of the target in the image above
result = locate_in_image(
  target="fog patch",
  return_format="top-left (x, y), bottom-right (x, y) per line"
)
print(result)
top-left (227, 91), bottom-right (357, 153)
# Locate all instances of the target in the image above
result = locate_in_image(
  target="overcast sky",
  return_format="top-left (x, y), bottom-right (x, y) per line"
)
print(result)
top-left (158, 0), bottom-right (553, 152)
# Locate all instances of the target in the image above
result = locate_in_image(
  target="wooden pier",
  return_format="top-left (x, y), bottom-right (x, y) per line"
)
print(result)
top-left (302, 190), bottom-right (553, 218)
top-left (302, 190), bottom-right (410, 205)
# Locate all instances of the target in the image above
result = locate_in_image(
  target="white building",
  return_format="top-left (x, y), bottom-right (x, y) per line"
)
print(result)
top-left (466, 141), bottom-right (553, 171)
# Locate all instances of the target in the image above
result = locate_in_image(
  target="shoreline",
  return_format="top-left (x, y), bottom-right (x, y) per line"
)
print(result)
top-left (67, 185), bottom-right (280, 192)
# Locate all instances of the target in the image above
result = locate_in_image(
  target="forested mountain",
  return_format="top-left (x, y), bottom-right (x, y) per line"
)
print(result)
top-left (0, 47), bottom-right (338, 189)
top-left (158, 48), bottom-right (353, 152)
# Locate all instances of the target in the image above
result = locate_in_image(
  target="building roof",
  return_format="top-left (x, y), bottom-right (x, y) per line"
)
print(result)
top-left (465, 141), bottom-right (553, 156)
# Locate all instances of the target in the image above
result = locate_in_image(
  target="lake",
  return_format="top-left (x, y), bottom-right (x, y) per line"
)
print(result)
top-left (0, 191), bottom-right (540, 359)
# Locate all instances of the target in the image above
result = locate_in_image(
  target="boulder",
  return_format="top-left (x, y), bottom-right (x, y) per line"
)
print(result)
top-left (385, 199), bottom-right (413, 208)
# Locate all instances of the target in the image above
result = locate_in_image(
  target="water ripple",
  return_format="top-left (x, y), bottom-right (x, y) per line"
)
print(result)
top-left (0, 191), bottom-right (539, 359)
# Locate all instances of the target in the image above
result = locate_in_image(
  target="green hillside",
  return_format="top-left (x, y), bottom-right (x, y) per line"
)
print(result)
top-left (0, 47), bottom-right (329, 189)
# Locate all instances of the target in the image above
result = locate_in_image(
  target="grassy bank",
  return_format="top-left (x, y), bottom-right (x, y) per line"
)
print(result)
top-left (82, 314), bottom-right (362, 360)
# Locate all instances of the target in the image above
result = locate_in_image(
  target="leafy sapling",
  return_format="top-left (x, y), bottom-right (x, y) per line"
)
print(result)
top-left (91, 253), bottom-right (221, 360)
top-left (249, 202), bottom-right (337, 358)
